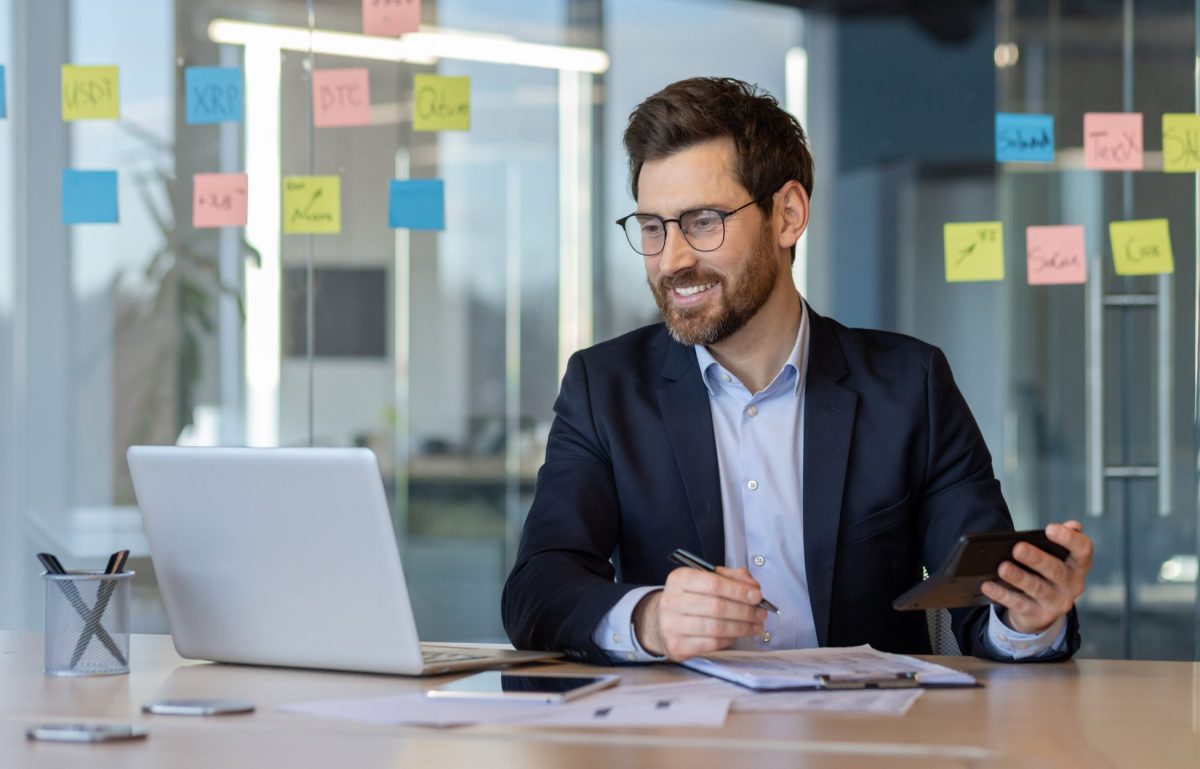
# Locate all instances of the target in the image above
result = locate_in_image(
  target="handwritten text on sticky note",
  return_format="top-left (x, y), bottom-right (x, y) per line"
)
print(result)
top-left (62, 170), bottom-right (118, 224)
top-left (363, 0), bottom-right (420, 35)
top-left (283, 176), bottom-right (341, 234)
top-left (1026, 225), bottom-right (1086, 285)
top-left (1162, 114), bottom-right (1200, 173)
top-left (389, 179), bottom-right (445, 230)
top-left (1084, 113), bottom-right (1143, 170)
top-left (995, 113), bottom-right (1054, 163)
top-left (313, 68), bottom-right (372, 128)
top-left (194, 173), bottom-right (248, 228)
top-left (62, 65), bottom-right (119, 121)
top-left (413, 74), bottom-right (469, 131)
top-left (944, 222), bottom-right (1004, 283)
top-left (1110, 219), bottom-right (1173, 276)
top-left (185, 67), bottom-right (243, 124)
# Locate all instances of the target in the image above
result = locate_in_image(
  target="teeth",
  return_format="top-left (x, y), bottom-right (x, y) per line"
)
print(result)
top-left (673, 282), bottom-right (717, 297)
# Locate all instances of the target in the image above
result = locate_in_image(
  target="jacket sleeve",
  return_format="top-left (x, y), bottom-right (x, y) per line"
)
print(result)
top-left (501, 351), bottom-right (645, 664)
top-left (916, 347), bottom-right (1080, 661)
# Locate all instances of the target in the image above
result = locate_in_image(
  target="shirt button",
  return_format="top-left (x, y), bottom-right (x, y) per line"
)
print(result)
top-left (626, 653), bottom-right (636, 661)
top-left (721, 373), bottom-right (731, 382)
top-left (753, 555), bottom-right (766, 567)
top-left (747, 480), bottom-right (758, 491)
top-left (761, 631), bottom-right (772, 644)
top-left (746, 405), bottom-right (758, 417)
top-left (612, 633), bottom-right (621, 644)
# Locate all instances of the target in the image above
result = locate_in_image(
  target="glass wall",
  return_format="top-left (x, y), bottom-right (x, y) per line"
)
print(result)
top-left (1, 0), bottom-right (1197, 659)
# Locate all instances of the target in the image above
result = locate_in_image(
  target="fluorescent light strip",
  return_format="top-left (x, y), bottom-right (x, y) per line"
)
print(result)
top-left (208, 19), bottom-right (609, 74)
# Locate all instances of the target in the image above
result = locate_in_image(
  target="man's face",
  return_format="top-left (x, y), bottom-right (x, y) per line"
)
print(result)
top-left (637, 138), bottom-right (781, 347)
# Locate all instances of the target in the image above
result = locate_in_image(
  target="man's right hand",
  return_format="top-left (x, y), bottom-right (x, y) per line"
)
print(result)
top-left (632, 566), bottom-right (768, 660)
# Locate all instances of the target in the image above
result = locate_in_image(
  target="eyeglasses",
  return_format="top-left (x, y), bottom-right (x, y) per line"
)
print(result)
top-left (615, 199), bottom-right (761, 256)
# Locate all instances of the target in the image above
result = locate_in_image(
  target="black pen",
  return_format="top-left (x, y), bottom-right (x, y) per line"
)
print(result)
top-left (668, 548), bottom-right (781, 614)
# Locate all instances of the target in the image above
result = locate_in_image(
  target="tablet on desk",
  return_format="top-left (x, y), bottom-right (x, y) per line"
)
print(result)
top-left (892, 530), bottom-right (1069, 611)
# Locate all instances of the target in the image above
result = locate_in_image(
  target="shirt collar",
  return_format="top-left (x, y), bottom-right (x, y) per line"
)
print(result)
top-left (695, 298), bottom-right (810, 397)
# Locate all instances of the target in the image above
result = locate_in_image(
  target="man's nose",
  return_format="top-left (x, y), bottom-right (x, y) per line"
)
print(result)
top-left (657, 222), bottom-right (698, 276)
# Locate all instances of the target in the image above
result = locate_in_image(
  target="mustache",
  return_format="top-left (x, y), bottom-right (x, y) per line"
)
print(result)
top-left (658, 269), bottom-right (723, 292)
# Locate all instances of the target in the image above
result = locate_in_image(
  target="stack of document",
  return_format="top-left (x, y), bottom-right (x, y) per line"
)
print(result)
top-left (681, 644), bottom-right (977, 690)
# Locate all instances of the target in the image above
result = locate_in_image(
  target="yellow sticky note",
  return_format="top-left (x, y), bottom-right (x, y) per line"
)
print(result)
top-left (282, 176), bottom-right (341, 234)
top-left (1110, 218), bottom-right (1173, 276)
top-left (944, 222), bottom-right (1004, 282)
top-left (62, 65), bottom-right (119, 120)
top-left (413, 74), bottom-right (470, 131)
top-left (1162, 114), bottom-right (1200, 172)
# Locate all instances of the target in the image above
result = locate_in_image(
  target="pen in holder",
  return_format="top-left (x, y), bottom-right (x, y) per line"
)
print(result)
top-left (42, 570), bottom-right (134, 676)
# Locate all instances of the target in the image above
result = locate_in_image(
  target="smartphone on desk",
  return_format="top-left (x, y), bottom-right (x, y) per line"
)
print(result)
top-left (427, 671), bottom-right (620, 704)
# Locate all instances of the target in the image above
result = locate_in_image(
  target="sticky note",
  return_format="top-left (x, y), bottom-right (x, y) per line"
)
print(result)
top-left (185, 67), bottom-right (243, 124)
top-left (413, 74), bottom-right (469, 132)
top-left (0, 65), bottom-right (6, 119)
top-left (313, 68), bottom-right (371, 128)
top-left (388, 179), bottom-right (444, 230)
top-left (1162, 114), bottom-right (1200, 172)
top-left (283, 176), bottom-right (341, 234)
top-left (62, 65), bottom-right (119, 120)
top-left (193, 173), bottom-right (248, 228)
top-left (1083, 113), bottom-right (1143, 170)
top-left (1110, 219), bottom-right (1173, 276)
top-left (62, 170), bottom-right (118, 224)
top-left (363, 0), bottom-right (420, 35)
top-left (944, 222), bottom-right (1004, 283)
top-left (995, 113), bottom-right (1054, 163)
top-left (1026, 225), bottom-right (1086, 285)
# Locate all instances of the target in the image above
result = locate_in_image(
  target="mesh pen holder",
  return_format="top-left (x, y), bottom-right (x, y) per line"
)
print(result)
top-left (42, 570), bottom-right (134, 676)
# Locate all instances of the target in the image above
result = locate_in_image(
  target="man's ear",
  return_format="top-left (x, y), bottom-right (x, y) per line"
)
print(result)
top-left (774, 180), bottom-right (810, 250)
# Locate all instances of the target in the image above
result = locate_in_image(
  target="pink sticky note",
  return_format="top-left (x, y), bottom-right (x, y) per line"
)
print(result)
top-left (1026, 225), bottom-right (1087, 285)
top-left (193, 173), bottom-right (248, 228)
top-left (312, 68), bottom-right (371, 128)
top-left (363, 0), bottom-right (420, 36)
top-left (1084, 113), bottom-right (1143, 170)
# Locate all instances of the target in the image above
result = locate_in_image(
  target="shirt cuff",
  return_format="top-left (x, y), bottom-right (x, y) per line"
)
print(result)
top-left (590, 586), bottom-right (668, 663)
top-left (985, 605), bottom-right (1069, 660)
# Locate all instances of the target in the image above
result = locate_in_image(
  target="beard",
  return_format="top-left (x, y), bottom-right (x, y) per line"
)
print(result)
top-left (649, 224), bottom-right (780, 347)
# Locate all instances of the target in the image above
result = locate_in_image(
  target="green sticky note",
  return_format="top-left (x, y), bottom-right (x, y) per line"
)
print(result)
top-left (1110, 219), bottom-right (1173, 276)
top-left (413, 74), bottom-right (470, 132)
top-left (282, 176), bottom-right (341, 234)
top-left (1162, 114), bottom-right (1200, 173)
top-left (62, 65), bottom-right (119, 120)
top-left (944, 222), bottom-right (1004, 283)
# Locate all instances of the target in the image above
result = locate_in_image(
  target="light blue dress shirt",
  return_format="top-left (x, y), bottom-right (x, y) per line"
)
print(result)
top-left (592, 302), bottom-right (1067, 662)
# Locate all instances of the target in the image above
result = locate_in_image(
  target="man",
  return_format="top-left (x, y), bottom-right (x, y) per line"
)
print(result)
top-left (502, 77), bottom-right (1091, 664)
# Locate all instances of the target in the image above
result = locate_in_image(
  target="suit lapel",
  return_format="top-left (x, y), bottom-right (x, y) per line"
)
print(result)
top-left (802, 310), bottom-right (857, 646)
top-left (657, 334), bottom-right (725, 566)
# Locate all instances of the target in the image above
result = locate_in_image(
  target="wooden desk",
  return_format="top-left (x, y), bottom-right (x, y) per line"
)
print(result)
top-left (0, 632), bottom-right (1196, 768)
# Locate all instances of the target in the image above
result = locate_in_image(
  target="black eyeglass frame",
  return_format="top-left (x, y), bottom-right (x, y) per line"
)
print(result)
top-left (615, 198), bottom-right (763, 256)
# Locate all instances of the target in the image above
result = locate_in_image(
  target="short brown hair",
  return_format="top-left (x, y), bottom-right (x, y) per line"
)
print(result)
top-left (623, 77), bottom-right (815, 213)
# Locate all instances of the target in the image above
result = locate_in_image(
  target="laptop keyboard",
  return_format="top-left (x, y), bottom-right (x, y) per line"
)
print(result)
top-left (421, 650), bottom-right (487, 664)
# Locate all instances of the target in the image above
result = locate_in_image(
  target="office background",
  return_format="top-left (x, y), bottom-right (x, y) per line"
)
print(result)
top-left (0, 0), bottom-right (1196, 662)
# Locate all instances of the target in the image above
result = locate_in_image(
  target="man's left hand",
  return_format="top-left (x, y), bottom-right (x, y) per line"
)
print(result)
top-left (980, 521), bottom-right (1093, 635)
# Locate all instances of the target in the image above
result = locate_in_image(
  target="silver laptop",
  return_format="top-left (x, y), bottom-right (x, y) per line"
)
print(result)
top-left (127, 446), bottom-right (558, 675)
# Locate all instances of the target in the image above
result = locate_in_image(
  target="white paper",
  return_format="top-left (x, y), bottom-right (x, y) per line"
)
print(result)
top-left (280, 679), bottom-right (736, 729)
top-left (681, 644), bottom-right (976, 690)
top-left (732, 687), bottom-right (924, 715)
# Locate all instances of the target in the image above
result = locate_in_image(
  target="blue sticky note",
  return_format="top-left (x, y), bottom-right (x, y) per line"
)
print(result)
top-left (62, 170), bottom-right (118, 224)
top-left (389, 179), bottom-right (445, 230)
top-left (0, 65), bottom-right (6, 119)
top-left (185, 67), bottom-right (243, 124)
top-left (996, 113), bottom-right (1055, 163)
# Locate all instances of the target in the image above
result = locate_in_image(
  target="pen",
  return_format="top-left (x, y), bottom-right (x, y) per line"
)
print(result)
top-left (668, 548), bottom-right (781, 614)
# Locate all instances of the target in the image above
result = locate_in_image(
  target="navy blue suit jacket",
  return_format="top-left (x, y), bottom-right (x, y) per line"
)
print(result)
top-left (502, 307), bottom-right (1080, 664)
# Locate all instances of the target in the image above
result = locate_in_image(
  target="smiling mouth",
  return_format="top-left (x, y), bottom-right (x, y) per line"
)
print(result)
top-left (672, 282), bottom-right (718, 297)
